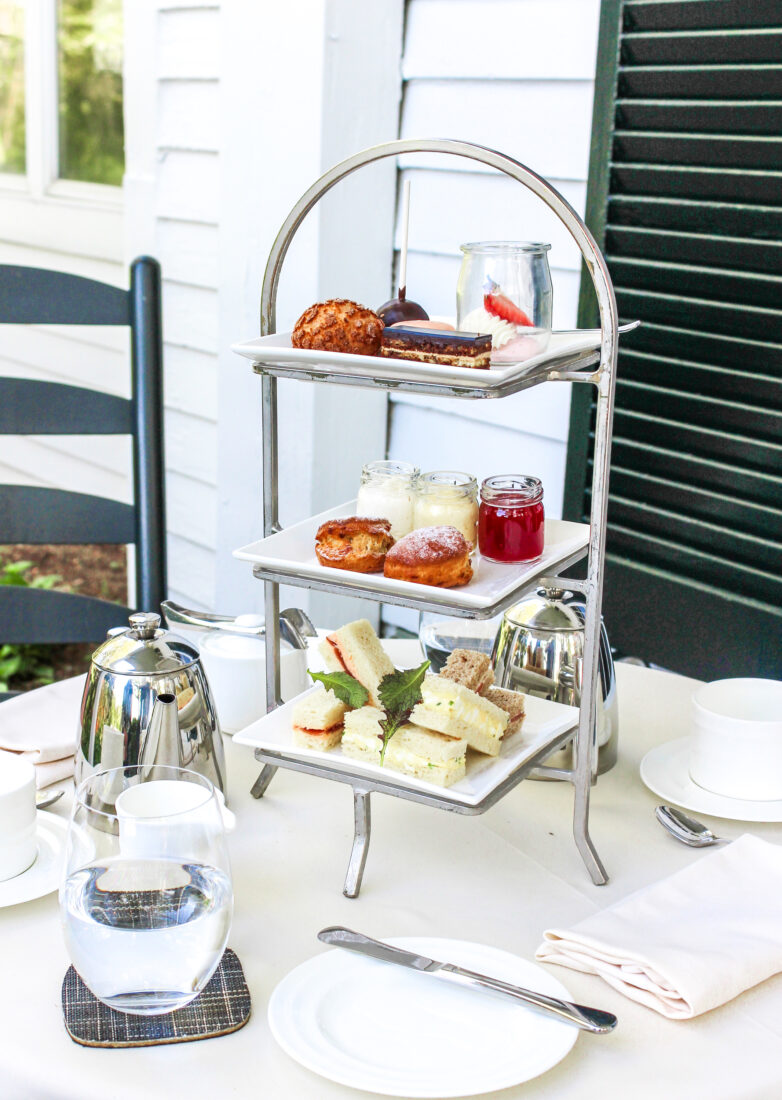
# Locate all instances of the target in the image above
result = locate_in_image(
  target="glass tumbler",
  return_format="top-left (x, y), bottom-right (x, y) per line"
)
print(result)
top-left (60, 765), bottom-right (233, 1016)
top-left (456, 241), bottom-right (552, 361)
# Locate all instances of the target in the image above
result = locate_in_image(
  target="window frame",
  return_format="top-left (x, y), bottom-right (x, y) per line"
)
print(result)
top-left (0, 0), bottom-right (123, 211)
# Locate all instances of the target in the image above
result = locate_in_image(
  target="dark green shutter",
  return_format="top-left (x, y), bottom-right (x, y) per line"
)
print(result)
top-left (565, 0), bottom-right (782, 679)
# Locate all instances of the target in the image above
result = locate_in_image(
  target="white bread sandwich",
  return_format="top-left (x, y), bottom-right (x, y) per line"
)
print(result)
top-left (440, 648), bottom-right (494, 694)
top-left (291, 687), bottom-right (346, 751)
top-left (318, 618), bottom-right (395, 707)
top-left (410, 674), bottom-right (508, 756)
top-left (483, 686), bottom-right (526, 736)
top-left (341, 706), bottom-right (467, 788)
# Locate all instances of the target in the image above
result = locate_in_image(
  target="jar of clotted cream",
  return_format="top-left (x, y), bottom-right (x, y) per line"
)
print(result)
top-left (414, 471), bottom-right (479, 548)
top-left (356, 460), bottom-right (419, 539)
top-left (478, 475), bottom-right (544, 563)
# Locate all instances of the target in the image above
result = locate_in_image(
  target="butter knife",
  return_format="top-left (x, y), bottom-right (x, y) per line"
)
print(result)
top-left (318, 927), bottom-right (617, 1034)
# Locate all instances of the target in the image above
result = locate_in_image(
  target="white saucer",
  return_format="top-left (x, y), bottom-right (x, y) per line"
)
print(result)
top-left (0, 811), bottom-right (69, 908)
top-left (641, 737), bottom-right (782, 823)
top-left (268, 936), bottom-right (579, 1097)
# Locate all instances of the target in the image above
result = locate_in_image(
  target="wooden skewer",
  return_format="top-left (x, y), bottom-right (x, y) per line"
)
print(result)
top-left (398, 178), bottom-right (411, 299)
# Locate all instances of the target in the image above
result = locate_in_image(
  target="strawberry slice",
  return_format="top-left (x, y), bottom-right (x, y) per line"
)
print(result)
top-left (483, 278), bottom-right (534, 327)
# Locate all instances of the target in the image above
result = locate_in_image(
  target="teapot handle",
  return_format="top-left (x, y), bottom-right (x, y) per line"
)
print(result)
top-left (161, 601), bottom-right (317, 651)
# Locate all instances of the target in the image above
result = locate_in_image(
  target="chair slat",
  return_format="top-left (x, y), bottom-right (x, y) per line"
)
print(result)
top-left (0, 486), bottom-right (135, 544)
top-left (0, 379), bottom-right (132, 435)
top-left (0, 587), bottom-right (131, 644)
top-left (0, 266), bottom-right (129, 325)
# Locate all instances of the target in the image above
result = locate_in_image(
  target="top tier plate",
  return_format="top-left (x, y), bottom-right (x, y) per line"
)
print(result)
top-left (232, 324), bottom-right (639, 400)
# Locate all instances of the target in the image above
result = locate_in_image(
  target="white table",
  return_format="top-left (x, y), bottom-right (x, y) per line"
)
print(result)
top-left (2, 662), bottom-right (781, 1100)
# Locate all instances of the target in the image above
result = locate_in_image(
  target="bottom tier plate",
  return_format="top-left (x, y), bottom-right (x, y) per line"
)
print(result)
top-left (234, 684), bottom-right (578, 809)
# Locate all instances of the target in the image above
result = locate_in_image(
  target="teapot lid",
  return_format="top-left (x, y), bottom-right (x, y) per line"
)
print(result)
top-left (504, 586), bottom-right (583, 632)
top-left (92, 612), bottom-right (200, 675)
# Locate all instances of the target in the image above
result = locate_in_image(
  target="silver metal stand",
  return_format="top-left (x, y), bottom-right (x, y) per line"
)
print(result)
top-left (247, 138), bottom-right (619, 893)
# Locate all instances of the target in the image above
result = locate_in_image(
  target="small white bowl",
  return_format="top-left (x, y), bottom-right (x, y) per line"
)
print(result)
top-left (690, 678), bottom-right (782, 801)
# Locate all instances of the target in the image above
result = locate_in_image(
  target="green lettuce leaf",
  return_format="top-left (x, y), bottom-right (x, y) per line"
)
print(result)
top-left (307, 668), bottom-right (368, 709)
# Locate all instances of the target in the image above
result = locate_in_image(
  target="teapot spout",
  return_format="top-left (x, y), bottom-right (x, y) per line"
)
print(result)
top-left (140, 692), bottom-right (182, 779)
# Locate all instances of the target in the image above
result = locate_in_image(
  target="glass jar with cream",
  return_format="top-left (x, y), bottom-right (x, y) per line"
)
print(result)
top-left (414, 471), bottom-right (479, 548)
top-left (356, 460), bottom-right (419, 539)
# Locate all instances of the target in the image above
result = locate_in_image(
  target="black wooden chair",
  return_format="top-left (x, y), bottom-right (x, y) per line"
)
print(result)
top-left (0, 256), bottom-right (167, 661)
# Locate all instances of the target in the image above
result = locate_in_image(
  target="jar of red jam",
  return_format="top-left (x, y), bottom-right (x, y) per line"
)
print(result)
top-left (478, 475), bottom-right (545, 563)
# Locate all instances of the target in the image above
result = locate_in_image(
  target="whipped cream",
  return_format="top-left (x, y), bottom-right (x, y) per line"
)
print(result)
top-left (459, 307), bottom-right (516, 349)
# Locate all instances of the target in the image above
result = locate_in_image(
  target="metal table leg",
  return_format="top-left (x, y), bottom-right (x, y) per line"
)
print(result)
top-left (250, 763), bottom-right (278, 799)
top-left (343, 788), bottom-right (371, 898)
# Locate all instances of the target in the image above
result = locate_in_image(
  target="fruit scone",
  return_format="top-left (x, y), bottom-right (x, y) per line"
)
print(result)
top-left (341, 706), bottom-right (467, 788)
top-left (410, 675), bottom-right (509, 756)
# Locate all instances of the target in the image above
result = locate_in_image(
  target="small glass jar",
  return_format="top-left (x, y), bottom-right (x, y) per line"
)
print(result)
top-left (356, 459), bottom-right (419, 539)
top-left (414, 471), bottom-right (478, 548)
top-left (478, 475), bottom-right (545, 563)
top-left (457, 242), bottom-right (552, 363)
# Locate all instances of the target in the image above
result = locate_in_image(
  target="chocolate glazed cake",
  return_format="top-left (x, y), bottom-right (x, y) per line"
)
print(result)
top-left (379, 326), bottom-right (492, 369)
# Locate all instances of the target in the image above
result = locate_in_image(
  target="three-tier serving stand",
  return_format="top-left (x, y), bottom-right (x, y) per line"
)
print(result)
top-left (238, 139), bottom-right (620, 897)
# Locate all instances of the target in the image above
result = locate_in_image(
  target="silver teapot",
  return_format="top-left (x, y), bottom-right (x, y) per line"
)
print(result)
top-left (492, 586), bottom-right (618, 776)
top-left (75, 612), bottom-right (226, 801)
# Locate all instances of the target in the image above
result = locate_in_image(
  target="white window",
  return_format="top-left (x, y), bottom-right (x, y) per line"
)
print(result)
top-left (0, 0), bottom-right (123, 202)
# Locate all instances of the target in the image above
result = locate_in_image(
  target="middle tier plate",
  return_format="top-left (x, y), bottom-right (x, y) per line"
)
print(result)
top-left (234, 502), bottom-right (590, 617)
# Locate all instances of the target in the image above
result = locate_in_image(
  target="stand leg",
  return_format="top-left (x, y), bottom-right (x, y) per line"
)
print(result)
top-left (343, 789), bottom-right (371, 899)
top-left (250, 764), bottom-right (278, 799)
top-left (573, 775), bottom-right (607, 885)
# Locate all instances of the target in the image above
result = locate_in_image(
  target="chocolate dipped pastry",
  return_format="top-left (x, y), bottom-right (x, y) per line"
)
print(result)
top-left (379, 326), bottom-right (492, 369)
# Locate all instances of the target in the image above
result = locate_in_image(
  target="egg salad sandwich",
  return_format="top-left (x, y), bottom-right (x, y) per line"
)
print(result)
top-left (318, 618), bottom-right (395, 707)
top-left (410, 674), bottom-right (509, 756)
top-left (291, 686), bottom-right (347, 751)
top-left (341, 706), bottom-right (467, 788)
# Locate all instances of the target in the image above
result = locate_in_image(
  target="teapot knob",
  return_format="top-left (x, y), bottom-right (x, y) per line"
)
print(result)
top-left (129, 612), bottom-right (161, 639)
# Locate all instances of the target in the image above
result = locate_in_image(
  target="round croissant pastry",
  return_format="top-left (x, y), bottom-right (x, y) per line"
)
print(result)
top-left (315, 516), bottom-right (394, 573)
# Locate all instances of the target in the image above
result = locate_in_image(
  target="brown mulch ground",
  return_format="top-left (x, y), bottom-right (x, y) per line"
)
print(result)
top-left (0, 544), bottom-right (128, 688)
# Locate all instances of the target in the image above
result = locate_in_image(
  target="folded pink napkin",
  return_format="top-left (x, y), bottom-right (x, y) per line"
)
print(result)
top-left (536, 835), bottom-right (782, 1019)
top-left (0, 675), bottom-right (85, 787)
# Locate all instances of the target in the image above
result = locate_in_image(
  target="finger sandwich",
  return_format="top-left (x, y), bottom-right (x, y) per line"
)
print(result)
top-left (441, 648), bottom-right (494, 694)
top-left (318, 618), bottom-right (395, 707)
top-left (292, 687), bottom-right (347, 751)
top-left (410, 675), bottom-right (508, 756)
top-left (483, 686), bottom-right (526, 736)
top-left (341, 706), bottom-right (467, 788)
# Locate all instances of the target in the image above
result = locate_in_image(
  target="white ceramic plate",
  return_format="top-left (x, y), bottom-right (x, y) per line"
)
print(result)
top-left (269, 936), bottom-right (579, 1098)
top-left (234, 684), bottom-right (577, 808)
top-left (0, 811), bottom-right (69, 907)
top-left (232, 324), bottom-right (639, 393)
top-left (641, 737), bottom-right (782, 823)
top-left (234, 501), bottom-right (589, 615)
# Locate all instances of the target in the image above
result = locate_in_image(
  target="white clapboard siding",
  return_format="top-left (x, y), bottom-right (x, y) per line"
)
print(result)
top-left (0, 434), bottom-right (132, 502)
top-left (403, 0), bottom-right (600, 81)
top-left (0, 325), bottom-right (128, 396)
top-left (384, 0), bottom-right (600, 630)
top-left (148, 2), bottom-right (222, 609)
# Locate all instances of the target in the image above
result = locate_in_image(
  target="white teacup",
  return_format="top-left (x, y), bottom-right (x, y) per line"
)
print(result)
top-left (690, 678), bottom-right (782, 801)
top-left (115, 778), bottom-right (235, 862)
top-left (0, 752), bottom-right (37, 882)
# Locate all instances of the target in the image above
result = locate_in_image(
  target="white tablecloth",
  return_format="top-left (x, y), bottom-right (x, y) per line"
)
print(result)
top-left (2, 661), bottom-right (781, 1100)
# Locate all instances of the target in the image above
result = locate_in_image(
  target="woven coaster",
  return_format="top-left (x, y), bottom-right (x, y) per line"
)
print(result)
top-left (62, 948), bottom-right (251, 1048)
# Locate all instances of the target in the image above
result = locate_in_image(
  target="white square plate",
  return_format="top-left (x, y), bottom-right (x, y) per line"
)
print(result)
top-left (232, 324), bottom-right (638, 393)
top-left (234, 683), bottom-right (578, 808)
top-left (234, 501), bottom-right (589, 615)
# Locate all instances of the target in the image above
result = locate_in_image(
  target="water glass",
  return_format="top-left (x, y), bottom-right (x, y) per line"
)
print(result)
top-left (60, 765), bottom-right (233, 1016)
top-left (418, 612), bottom-right (503, 673)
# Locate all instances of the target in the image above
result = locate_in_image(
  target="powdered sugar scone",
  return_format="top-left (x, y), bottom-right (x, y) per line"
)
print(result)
top-left (384, 526), bottom-right (472, 588)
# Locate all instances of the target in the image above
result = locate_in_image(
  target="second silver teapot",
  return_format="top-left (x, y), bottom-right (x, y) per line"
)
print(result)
top-left (492, 586), bottom-right (618, 776)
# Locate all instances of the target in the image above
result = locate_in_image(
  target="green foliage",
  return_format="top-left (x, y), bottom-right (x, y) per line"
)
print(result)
top-left (308, 669), bottom-right (369, 710)
top-left (0, 3), bottom-right (26, 173)
top-left (377, 660), bottom-right (430, 763)
top-left (0, 560), bottom-right (63, 692)
top-left (58, 0), bottom-right (124, 186)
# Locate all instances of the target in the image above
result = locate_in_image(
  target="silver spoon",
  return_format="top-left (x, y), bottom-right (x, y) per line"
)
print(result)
top-left (36, 788), bottom-right (65, 811)
top-left (655, 805), bottom-right (729, 848)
